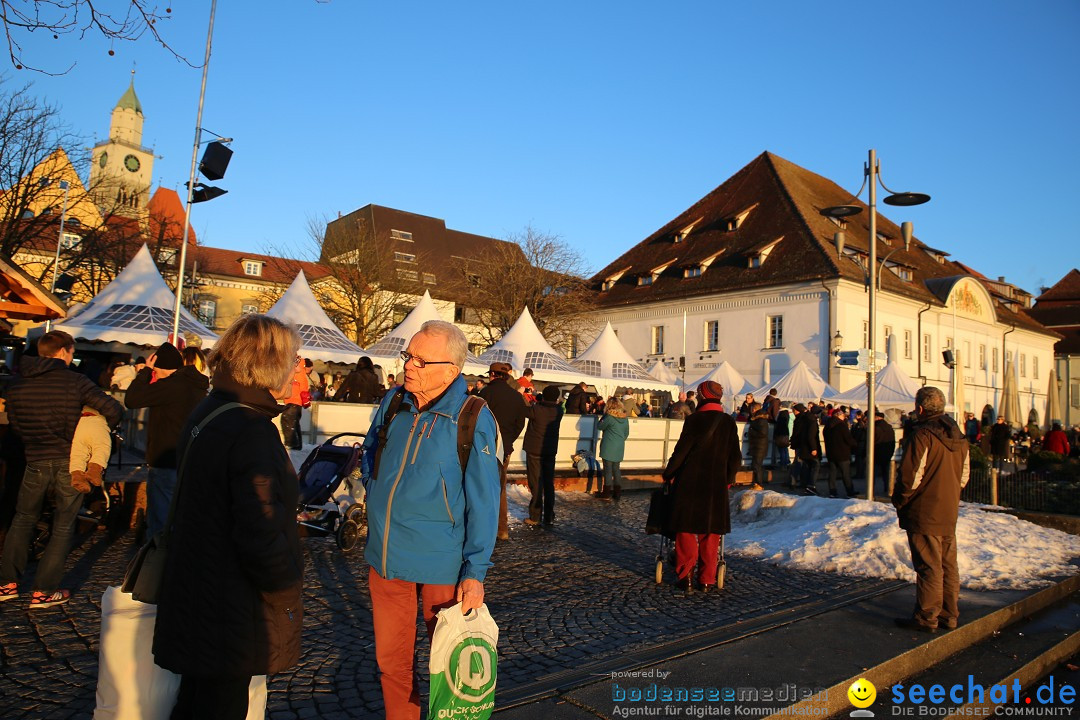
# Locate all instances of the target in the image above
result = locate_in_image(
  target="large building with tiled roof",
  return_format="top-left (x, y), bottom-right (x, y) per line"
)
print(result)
top-left (1029, 269), bottom-right (1080, 427)
top-left (589, 151), bottom-right (1058, 422)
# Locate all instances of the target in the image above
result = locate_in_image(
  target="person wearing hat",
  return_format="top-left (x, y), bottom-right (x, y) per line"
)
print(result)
top-left (124, 341), bottom-right (211, 537)
top-left (478, 362), bottom-right (526, 541)
top-left (661, 380), bottom-right (741, 592)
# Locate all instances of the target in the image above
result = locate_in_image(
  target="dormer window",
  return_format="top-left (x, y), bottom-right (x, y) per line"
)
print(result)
top-left (602, 266), bottom-right (631, 291)
top-left (827, 215), bottom-right (847, 230)
top-left (746, 237), bottom-right (782, 268)
top-left (640, 261), bottom-right (674, 285)
top-left (390, 229), bottom-right (413, 242)
top-left (923, 247), bottom-right (948, 264)
top-left (887, 264), bottom-right (913, 282)
top-left (637, 275), bottom-right (654, 286)
top-left (243, 260), bottom-right (264, 277)
top-left (673, 218), bottom-right (702, 243)
top-left (683, 266), bottom-right (702, 278)
top-left (877, 232), bottom-right (891, 246)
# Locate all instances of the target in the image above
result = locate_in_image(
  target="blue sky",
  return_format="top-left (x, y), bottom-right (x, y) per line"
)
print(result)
top-left (15, 0), bottom-right (1080, 296)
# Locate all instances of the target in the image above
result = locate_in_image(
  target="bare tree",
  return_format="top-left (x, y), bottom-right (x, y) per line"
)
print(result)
top-left (452, 225), bottom-right (598, 354)
top-left (2, 1), bottom-right (187, 74)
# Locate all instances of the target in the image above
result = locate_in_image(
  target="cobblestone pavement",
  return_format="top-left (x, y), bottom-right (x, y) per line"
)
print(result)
top-left (0, 485), bottom-right (895, 719)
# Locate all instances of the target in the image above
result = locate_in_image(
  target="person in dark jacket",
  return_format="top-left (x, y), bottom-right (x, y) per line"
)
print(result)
top-left (823, 408), bottom-right (857, 498)
top-left (790, 403), bottom-right (821, 495)
top-left (892, 386), bottom-right (970, 633)
top-left (763, 388), bottom-right (781, 422)
top-left (662, 381), bottom-right (740, 593)
top-left (852, 411), bottom-right (868, 478)
top-left (522, 386), bottom-right (564, 526)
top-left (154, 315), bottom-right (304, 720)
top-left (988, 416), bottom-right (1012, 470)
top-left (874, 411), bottom-right (897, 494)
top-left (664, 391), bottom-right (692, 420)
top-left (335, 355), bottom-right (381, 404)
top-left (565, 381), bottom-right (589, 414)
top-left (124, 341), bottom-right (210, 538)
top-left (478, 362), bottom-right (526, 540)
top-left (746, 402), bottom-right (770, 487)
top-left (0, 331), bottom-right (123, 608)
top-left (772, 404), bottom-right (792, 467)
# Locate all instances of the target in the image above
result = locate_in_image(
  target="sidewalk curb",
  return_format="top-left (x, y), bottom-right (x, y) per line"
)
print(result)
top-left (961, 628), bottom-right (1080, 714)
top-left (763, 574), bottom-right (1080, 720)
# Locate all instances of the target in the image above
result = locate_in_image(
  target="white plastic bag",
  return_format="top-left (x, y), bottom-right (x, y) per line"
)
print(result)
top-left (94, 586), bottom-right (268, 720)
top-left (428, 602), bottom-right (499, 720)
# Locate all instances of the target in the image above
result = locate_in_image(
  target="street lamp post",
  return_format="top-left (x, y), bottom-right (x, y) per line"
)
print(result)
top-left (45, 180), bottom-right (71, 333)
top-left (821, 149), bottom-right (929, 502)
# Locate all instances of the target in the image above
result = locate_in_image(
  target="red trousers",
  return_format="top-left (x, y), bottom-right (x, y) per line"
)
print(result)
top-left (675, 532), bottom-right (720, 586)
top-left (368, 567), bottom-right (457, 720)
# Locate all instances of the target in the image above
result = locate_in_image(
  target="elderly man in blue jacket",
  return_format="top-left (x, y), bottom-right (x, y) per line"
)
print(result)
top-left (361, 319), bottom-right (500, 720)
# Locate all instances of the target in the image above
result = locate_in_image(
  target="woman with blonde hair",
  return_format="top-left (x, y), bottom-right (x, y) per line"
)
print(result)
top-left (153, 314), bottom-right (304, 720)
top-left (596, 397), bottom-right (630, 500)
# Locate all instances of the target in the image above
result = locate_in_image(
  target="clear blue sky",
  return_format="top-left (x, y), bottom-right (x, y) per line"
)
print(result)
top-left (16, 0), bottom-right (1080, 296)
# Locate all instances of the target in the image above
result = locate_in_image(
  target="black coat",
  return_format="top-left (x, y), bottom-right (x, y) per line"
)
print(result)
top-left (662, 411), bottom-right (740, 535)
top-left (479, 377), bottom-right (526, 454)
top-left (6, 356), bottom-right (124, 463)
top-left (564, 386), bottom-right (589, 415)
top-left (791, 412), bottom-right (821, 461)
top-left (874, 418), bottom-right (897, 457)
top-left (124, 366), bottom-right (209, 468)
top-left (823, 416), bottom-right (856, 463)
top-left (335, 368), bottom-right (381, 404)
top-left (989, 423), bottom-right (1012, 456)
top-left (153, 371), bottom-right (303, 677)
top-left (747, 417), bottom-right (770, 459)
top-left (522, 400), bottom-right (563, 456)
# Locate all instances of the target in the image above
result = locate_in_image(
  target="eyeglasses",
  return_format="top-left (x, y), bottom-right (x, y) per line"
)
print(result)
top-left (400, 351), bottom-right (456, 369)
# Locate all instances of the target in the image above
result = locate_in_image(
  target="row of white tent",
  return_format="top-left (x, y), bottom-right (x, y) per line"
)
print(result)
top-left (48, 244), bottom-right (931, 410)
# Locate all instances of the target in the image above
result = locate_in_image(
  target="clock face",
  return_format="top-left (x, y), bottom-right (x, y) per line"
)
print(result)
top-left (98, 151), bottom-right (108, 169)
top-left (124, 154), bottom-right (140, 172)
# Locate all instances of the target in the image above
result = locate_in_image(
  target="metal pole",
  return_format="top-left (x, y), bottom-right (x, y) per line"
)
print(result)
top-left (171, 0), bottom-right (218, 342)
top-left (866, 149), bottom-right (877, 502)
top-left (46, 180), bottom-right (71, 332)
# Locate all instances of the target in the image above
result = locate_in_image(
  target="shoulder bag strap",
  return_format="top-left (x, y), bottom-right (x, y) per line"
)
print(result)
top-left (160, 401), bottom-right (256, 542)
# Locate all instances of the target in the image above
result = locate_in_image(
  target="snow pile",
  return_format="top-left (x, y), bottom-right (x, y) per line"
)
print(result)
top-left (729, 490), bottom-right (1080, 590)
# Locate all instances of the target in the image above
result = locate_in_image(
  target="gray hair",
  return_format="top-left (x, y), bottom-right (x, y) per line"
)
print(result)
top-left (915, 386), bottom-right (946, 415)
top-left (418, 320), bottom-right (468, 368)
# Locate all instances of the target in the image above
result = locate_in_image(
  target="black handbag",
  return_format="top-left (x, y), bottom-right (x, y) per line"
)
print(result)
top-left (121, 402), bottom-right (252, 604)
top-left (645, 481), bottom-right (674, 538)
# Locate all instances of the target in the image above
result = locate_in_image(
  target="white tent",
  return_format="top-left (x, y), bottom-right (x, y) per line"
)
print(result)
top-left (688, 360), bottom-right (752, 411)
top-left (831, 360), bottom-right (924, 411)
top-left (645, 359), bottom-right (685, 387)
top-left (53, 244), bottom-right (218, 347)
top-left (266, 271), bottom-right (365, 364)
top-left (748, 360), bottom-right (838, 405)
top-left (569, 322), bottom-right (672, 400)
top-left (364, 290), bottom-right (486, 376)
top-left (475, 307), bottom-right (585, 385)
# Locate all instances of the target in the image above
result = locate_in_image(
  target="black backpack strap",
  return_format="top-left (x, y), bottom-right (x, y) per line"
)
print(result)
top-left (456, 395), bottom-right (488, 476)
top-left (371, 387), bottom-right (408, 481)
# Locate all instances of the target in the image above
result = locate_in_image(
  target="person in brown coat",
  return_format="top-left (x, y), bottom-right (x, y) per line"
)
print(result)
top-left (153, 315), bottom-right (304, 720)
top-left (661, 381), bottom-right (741, 593)
top-left (892, 386), bottom-right (970, 634)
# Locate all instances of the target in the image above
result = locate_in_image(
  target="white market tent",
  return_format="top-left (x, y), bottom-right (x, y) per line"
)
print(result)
top-left (364, 290), bottom-right (486, 376)
top-left (266, 271), bottom-right (365, 364)
top-left (645, 359), bottom-right (684, 388)
top-left (748, 360), bottom-right (838, 405)
top-left (475, 306), bottom-right (585, 385)
top-left (831, 359), bottom-right (925, 411)
top-left (53, 244), bottom-right (219, 347)
top-left (688, 360), bottom-right (753, 411)
top-left (569, 322), bottom-right (672, 400)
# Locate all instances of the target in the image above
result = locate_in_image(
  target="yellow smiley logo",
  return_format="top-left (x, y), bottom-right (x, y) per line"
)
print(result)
top-left (848, 678), bottom-right (876, 708)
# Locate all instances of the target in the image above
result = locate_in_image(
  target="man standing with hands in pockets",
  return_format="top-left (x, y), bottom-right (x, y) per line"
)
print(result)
top-left (361, 320), bottom-right (501, 720)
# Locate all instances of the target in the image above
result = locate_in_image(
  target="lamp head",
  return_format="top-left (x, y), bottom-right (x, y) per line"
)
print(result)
top-left (189, 183), bottom-right (227, 203)
top-left (834, 231), bottom-right (845, 257)
top-left (901, 221), bottom-right (912, 251)
top-left (883, 192), bottom-right (930, 207)
top-left (821, 205), bottom-right (864, 218)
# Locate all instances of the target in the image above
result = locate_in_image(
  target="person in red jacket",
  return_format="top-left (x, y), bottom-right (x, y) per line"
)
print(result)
top-left (1043, 422), bottom-right (1071, 456)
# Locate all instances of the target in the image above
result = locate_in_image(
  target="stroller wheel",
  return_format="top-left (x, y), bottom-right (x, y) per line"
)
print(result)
top-left (717, 562), bottom-right (727, 590)
top-left (346, 503), bottom-right (366, 525)
top-left (654, 557), bottom-right (664, 584)
top-left (336, 519), bottom-right (360, 552)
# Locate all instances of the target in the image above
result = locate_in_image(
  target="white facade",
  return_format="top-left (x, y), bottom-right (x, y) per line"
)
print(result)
top-left (595, 275), bottom-right (1056, 423)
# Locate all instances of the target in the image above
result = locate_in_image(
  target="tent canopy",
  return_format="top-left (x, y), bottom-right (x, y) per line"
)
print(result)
top-left (364, 290), bottom-right (486, 376)
top-left (266, 271), bottom-right (364, 364)
top-left (53, 244), bottom-right (218, 348)
top-left (645, 359), bottom-right (684, 388)
top-left (688, 360), bottom-right (752, 410)
top-left (569, 322), bottom-right (671, 399)
top-left (475, 307), bottom-right (584, 385)
top-left (832, 360), bottom-right (924, 411)
top-left (748, 360), bottom-right (837, 405)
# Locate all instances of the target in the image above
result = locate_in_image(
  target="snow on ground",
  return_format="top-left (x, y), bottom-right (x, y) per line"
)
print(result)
top-left (729, 489), bottom-right (1080, 590)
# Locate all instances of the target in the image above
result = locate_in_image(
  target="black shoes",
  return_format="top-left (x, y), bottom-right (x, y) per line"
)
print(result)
top-left (938, 617), bottom-right (958, 630)
top-left (894, 617), bottom-right (938, 634)
top-left (699, 584), bottom-right (715, 593)
top-left (676, 576), bottom-right (693, 593)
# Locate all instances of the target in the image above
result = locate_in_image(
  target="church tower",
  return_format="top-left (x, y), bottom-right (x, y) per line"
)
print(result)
top-left (89, 75), bottom-right (154, 220)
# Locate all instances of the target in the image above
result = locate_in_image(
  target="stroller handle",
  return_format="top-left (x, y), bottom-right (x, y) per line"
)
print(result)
top-left (323, 432), bottom-right (366, 445)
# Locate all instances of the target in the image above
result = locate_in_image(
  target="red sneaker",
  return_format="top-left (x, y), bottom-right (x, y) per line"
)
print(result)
top-left (0, 582), bottom-right (18, 603)
top-left (29, 589), bottom-right (71, 609)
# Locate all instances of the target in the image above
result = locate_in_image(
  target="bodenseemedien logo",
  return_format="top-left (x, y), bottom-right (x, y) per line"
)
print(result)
top-left (445, 637), bottom-right (497, 702)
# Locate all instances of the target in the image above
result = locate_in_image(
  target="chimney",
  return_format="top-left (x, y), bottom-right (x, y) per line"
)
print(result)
top-left (998, 276), bottom-right (1006, 283)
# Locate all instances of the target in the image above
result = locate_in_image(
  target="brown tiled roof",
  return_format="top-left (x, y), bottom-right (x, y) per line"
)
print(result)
top-left (590, 152), bottom-right (1055, 337)
top-left (1035, 269), bottom-right (1080, 305)
top-left (187, 245), bottom-right (329, 285)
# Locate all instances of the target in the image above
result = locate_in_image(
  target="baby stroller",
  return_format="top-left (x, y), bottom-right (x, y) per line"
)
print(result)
top-left (295, 433), bottom-right (367, 552)
top-left (647, 482), bottom-right (726, 590)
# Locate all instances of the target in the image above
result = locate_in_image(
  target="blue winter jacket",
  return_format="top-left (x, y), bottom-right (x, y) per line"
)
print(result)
top-left (361, 374), bottom-right (501, 585)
